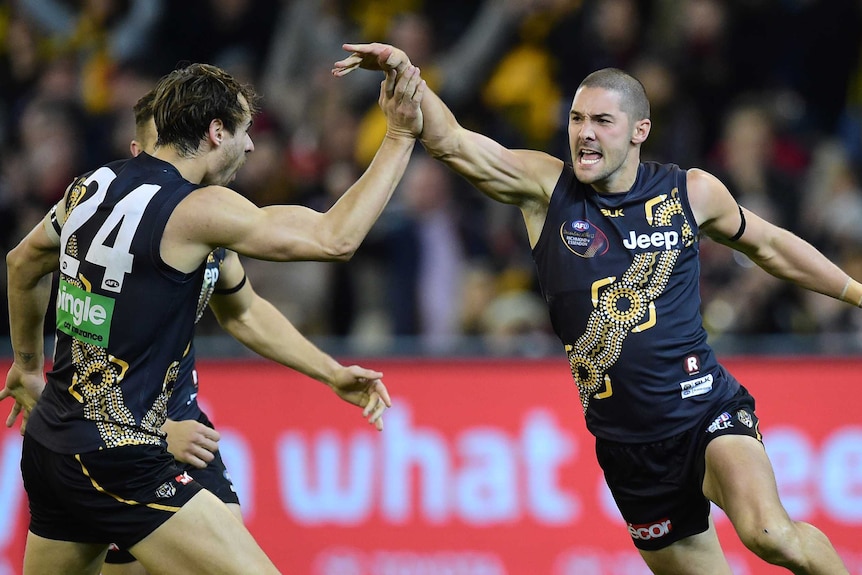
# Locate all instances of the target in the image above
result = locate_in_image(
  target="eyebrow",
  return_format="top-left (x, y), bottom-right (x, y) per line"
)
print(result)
top-left (570, 111), bottom-right (615, 120)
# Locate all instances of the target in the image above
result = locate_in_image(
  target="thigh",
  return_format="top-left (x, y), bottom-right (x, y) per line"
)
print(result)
top-left (100, 560), bottom-right (149, 575)
top-left (23, 531), bottom-right (107, 575)
top-left (130, 489), bottom-right (279, 575)
top-left (638, 517), bottom-right (733, 575)
top-left (702, 434), bottom-right (790, 532)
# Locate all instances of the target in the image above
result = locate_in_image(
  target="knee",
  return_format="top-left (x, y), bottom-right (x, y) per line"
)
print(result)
top-left (738, 521), bottom-right (806, 568)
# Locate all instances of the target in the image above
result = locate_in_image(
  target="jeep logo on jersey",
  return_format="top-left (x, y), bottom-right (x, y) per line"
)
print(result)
top-left (560, 220), bottom-right (609, 258)
top-left (622, 230), bottom-right (680, 251)
top-left (628, 519), bottom-right (672, 541)
top-left (56, 280), bottom-right (114, 348)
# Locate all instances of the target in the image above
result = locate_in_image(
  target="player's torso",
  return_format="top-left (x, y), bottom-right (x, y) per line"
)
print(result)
top-left (532, 162), bottom-right (739, 441)
top-left (30, 154), bottom-right (206, 452)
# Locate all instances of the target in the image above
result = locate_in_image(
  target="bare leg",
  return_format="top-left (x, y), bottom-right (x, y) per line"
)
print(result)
top-left (703, 434), bottom-right (849, 575)
top-left (638, 516), bottom-right (734, 575)
top-left (102, 502), bottom-right (245, 575)
top-left (101, 561), bottom-right (149, 575)
top-left (130, 490), bottom-right (279, 575)
top-left (22, 532), bottom-right (107, 575)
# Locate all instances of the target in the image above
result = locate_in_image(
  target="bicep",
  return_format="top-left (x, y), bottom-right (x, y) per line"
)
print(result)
top-left (688, 169), bottom-right (781, 257)
top-left (7, 216), bottom-right (61, 284)
top-left (688, 169), bottom-right (745, 242)
top-left (436, 129), bottom-right (561, 206)
top-left (168, 187), bottom-right (334, 266)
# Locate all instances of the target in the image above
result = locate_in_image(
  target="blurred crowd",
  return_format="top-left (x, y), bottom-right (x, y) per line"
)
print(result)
top-left (2, 0), bottom-right (862, 355)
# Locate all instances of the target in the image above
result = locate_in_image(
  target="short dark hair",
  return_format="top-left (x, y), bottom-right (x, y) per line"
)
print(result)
top-left (133, 89), bottom-right (156, 127)
top-left (151, 63), bottom-right (260, 156)
top-left (579, 68), bottom-right (650, 122)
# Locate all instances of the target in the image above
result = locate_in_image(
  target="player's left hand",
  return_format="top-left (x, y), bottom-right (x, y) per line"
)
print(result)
top-left (329, 365), bottom-right (392, 431)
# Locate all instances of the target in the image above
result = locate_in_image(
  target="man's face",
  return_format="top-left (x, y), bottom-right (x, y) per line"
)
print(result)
top-left (205, 95), bottom-right (255, 186)
top-left (568, 86), bottom-right (643, 192)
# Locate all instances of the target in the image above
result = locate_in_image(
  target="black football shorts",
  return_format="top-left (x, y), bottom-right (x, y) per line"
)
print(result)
top-left (595, 386), bottom-right (761, 551)
top-left (104, 411), bottom-right (239, 564)
top-left (22, 433), bottom-right (203, 550)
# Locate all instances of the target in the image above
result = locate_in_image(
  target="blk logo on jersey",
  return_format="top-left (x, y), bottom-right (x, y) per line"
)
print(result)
top-left (680, 374), bottom-right (713, 399)
top-left (560, 220), bottom-right (609, 258)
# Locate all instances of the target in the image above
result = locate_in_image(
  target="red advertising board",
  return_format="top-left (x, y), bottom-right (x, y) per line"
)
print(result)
top-left (1, 357), bottom-right (861, 574)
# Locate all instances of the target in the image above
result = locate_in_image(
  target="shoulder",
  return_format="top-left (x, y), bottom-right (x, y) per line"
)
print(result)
top-left (170, 185), bottom-right (262, 245)
top-left (685, 168), bottom-right (731, 208)
top-left (684, 168), bottom-right (740, 234)
top-left (520, 150), bottom-right (565, 189)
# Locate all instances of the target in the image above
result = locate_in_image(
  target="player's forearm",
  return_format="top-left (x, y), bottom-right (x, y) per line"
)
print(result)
top-left (220, 296), bottom-right (340, 385)
top-left (7, 253), bottom-right (52, 372)
top-left (418, 87), bottom-right (462, 161)
top-left (751, 227), bottom-right (859, 304)
top-left (320, 133), bottom-right (416, 259)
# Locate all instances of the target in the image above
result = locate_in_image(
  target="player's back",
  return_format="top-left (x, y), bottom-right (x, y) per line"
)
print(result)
top-left (28, 153), bottom-right (207, 453)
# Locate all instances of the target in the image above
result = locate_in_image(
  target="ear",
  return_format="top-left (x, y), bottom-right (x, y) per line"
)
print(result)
top-left (208, 119), bottom-right (224, 146)
top-left (130, 140), bottom-right (142, 157)
top-left (631, 118), bottom-right (651, 145)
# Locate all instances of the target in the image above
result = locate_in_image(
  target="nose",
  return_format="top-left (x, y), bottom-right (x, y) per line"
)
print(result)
top-left (578, 121), bottom-right (596, 142)
top-left (245, 135), bottom-right (254, 153)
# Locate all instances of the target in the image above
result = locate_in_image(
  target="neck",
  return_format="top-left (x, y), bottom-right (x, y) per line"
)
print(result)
top-left (152, 147), bottom-right (208, 184)
top-left (591, 157), bottom-right (640, 195)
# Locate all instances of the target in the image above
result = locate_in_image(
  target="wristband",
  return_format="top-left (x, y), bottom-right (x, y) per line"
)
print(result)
top-left (839, 277), bottom-right (862, 307)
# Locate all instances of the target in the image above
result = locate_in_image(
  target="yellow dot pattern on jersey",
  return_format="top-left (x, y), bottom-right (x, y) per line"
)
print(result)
top-left (566, 189), bottom-right (695, 414)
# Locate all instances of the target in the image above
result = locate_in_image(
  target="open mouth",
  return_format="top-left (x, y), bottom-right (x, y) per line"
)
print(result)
top-left (578, 149), bottom-right (602, 165)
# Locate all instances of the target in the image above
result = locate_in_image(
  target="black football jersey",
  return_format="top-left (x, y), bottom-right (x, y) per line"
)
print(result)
top-left (28, 153), bottom-right (205, 453)
top-left (532, 163), bottom-right (740, 441)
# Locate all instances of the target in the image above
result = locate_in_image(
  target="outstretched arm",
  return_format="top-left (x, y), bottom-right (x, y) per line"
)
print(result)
top-left (333, 42), bottom-right (563, 246)
top-left (164, 65), bottom-right (425, 271)
top-left (689, 168), bottom-right (862, 305)
top-left (208, 252), bottom-right (390, 430)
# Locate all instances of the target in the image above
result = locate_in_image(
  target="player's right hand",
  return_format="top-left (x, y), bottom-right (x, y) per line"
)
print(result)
top-left (332, 43), bottom-right (412, 77)
top-left (162, 418), bottom-right (221, 469)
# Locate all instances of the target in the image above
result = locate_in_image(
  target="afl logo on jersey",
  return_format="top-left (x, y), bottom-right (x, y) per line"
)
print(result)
top-left (560, 220), bottom-right (609, 258)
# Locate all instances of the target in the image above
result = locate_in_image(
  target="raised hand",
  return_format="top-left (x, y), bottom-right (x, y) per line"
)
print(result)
top-left (332, 43), bottom-right (412, 77)
top-left (378, 63), bottom-right (425, 139)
